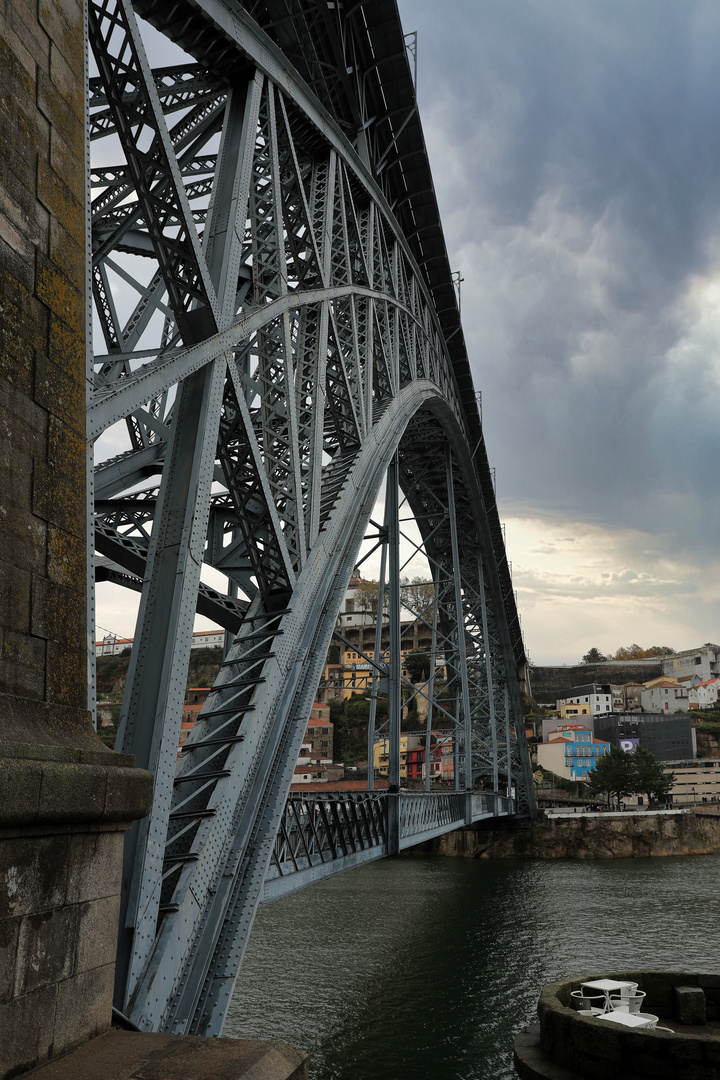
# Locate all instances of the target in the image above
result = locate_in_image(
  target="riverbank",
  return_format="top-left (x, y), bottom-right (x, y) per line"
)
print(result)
top-left (423, 808), bottom-right (720, 859)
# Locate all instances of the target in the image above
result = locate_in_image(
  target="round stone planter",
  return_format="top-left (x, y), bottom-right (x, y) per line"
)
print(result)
top-left (514, 971), bottom-right (720, 1080)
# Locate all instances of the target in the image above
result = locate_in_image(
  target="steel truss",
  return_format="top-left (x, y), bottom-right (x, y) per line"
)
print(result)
top-left (87, 0), bottom-right (535, 1038)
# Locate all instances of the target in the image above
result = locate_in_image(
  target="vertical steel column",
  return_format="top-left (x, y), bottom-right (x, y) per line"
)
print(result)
top-left (504, 684), bottom-right (512, 799)
top-left (307, 152), bottom-right (336, 547)
top-left (113, 79), bottom-right (256, 1007)
top-left (424, 563), bottom-right (439, 793)
top-left (224, 579), bottom-right (239, 659)
top-left (366, 536), bottom-right (388, 791)
top-left (477, 553), bottom-right (500, 801)
top-left (446, 448), bottom-right (472, 814)
top-left (386, 454), bottom-right (401, 853)
top-left (114, 358), bottom-right (226, 1005)
top-left (84, 0), bottom-right (96, 727)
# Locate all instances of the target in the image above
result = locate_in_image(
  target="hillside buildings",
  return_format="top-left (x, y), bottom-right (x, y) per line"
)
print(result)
top-left (97, 628), bottom-right (225, 656)
top-left (662, 644), bottom-right (720, 682)
top-left (557, 684), bottom-right (613, 717)
top-left (373, 732), bottom-right (454, 783)
top-left (294, 709), bottom-right (343, 784)
top-left (317, 575), bottom-right (444, 704)
top-left (539, 667), bottom-right (701, 782)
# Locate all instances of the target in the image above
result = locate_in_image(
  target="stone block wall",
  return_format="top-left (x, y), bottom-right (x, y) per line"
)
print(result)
top-left (1, 825), bottom-right (123, 1076)
top-left (0, 751), bottom-right (153, 1080)
top-left (0, 0), bottom-right (93, 751)
top-left (528, 663), bottom-right (663, 706)
top-left (0, 4), bottom-right (155, 1078)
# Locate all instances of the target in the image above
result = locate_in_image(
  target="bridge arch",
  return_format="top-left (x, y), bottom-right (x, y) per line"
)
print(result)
top-left (87, 0), bottom-right (535, 1036)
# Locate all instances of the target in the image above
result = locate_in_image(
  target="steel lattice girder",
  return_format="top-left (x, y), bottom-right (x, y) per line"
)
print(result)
top-left (87, 0), bottom-right (536, 1038)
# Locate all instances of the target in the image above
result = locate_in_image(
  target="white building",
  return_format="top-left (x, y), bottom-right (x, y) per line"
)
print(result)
top-left (640, 681), bottom-right (689, 714)
top-left (662, 645), bottom-right (720, 682)
top-left (688, 678), bottom-right (720, 710)
top-left (555, 683), bottom-right (612, 718)
top-left (96, 628), bottom-right (225, 656)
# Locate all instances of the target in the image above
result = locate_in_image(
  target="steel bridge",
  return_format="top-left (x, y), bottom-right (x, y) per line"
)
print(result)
top-left (87, 0), bottom-right (536, 1040)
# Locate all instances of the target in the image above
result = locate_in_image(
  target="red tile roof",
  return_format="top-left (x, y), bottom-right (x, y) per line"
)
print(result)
top-left (289, 778), bottom-right (388, 792)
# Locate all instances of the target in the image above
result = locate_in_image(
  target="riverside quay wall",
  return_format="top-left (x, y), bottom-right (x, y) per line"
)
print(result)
top-left (424, 810), bottom-right (720, 860)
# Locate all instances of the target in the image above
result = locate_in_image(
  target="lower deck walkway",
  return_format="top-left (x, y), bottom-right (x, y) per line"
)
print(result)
top-left (263, 789), bottom-right (515, 901)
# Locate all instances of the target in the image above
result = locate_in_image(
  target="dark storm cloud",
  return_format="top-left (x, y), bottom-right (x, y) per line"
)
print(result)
top-left (400, 0), bottom-right (720, 553)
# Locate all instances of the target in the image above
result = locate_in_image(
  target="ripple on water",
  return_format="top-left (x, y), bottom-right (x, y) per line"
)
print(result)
top-left (225, 853), bottom-right (720, 1080)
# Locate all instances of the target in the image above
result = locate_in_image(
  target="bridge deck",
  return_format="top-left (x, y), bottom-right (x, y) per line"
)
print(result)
top-left (262, 790), bottom-right (514, 902)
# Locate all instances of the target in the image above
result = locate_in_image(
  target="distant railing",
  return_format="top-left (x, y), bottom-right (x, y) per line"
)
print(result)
top-left (472, 792), bottom-right (492, 818)
top-left (398, 791), bottom-right (465, 841)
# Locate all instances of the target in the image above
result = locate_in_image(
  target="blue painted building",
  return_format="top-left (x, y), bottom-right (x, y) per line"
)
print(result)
top-left (537, 724), bottom-right (611, 781)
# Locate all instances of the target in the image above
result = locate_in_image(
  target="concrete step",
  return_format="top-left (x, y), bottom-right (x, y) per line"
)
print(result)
top-left (23, 1030), bottom-right (308, 1080)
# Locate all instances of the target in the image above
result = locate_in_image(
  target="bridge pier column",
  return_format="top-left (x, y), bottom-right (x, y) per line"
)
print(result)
top-left (0, 4), bottom-right (153, 1076)
top-left (387, 792), bottom-right (400, 856)
top-left (387, 451), bottom-right (402, 793)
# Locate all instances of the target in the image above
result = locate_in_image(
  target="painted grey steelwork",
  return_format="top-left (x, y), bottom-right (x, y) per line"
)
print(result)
top-left (86, 0), bottom-right (536, 1040)
top-left (262, 790), bottom-right (513, 903)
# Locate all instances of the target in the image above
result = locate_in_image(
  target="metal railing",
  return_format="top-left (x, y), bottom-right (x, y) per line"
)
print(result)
top-left (398, 791), bottom-right (465, 842)
top-left (267, 791), bottom-right (387, 886)
top-left (265, 787), bottom-right (517, 893)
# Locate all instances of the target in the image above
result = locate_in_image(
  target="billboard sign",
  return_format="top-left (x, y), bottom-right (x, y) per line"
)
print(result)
top-left (619, 737), bottom-right (640, 753)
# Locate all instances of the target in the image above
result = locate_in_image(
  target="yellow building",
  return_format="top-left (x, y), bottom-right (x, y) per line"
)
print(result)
top-left (323, 646), bottom-right (444, 703)
top-left (642, 676), bottom-right (681, 691)
top-left (558, 702), bottom-right (592, 720)
top-left (373, 733), bottom-right (424, 779)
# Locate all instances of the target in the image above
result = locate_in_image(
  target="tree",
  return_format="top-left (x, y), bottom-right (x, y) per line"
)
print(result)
top-left (582, 647), bottom-right (606, 663)
top-left (631, 747), bottom-right (674, 805)
top-left (404, 650), bottom-right (430, 683)
top-left (587, 746), bottom-right (636, 804)
top-left (588, 745), bottom-right (674, 807)
top-left (611, 643), bottom-right (676, 659)
top-left (353, 579), bottom-right (381, 617)
top-left (326, 643), bottom-right (341, 665)
top-left (399, 577), bottom-right (435, 619)
top-left (613, 644), bottom-right (646, 660)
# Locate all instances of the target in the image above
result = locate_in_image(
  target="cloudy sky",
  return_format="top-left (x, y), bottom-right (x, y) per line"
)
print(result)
top-left (396, 0), bottom-right (720, 663)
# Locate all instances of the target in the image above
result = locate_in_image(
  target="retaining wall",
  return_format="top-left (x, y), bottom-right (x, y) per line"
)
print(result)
top-left (425, 810), bottom-right (720, 860)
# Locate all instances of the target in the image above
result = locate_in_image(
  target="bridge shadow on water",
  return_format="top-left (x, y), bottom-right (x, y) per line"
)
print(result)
top-left (226, 852), bottom-right (720, 1080)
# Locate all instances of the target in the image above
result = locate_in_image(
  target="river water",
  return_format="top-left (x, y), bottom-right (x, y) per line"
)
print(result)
top-left (225, 853), bottom-right (720, 1079)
